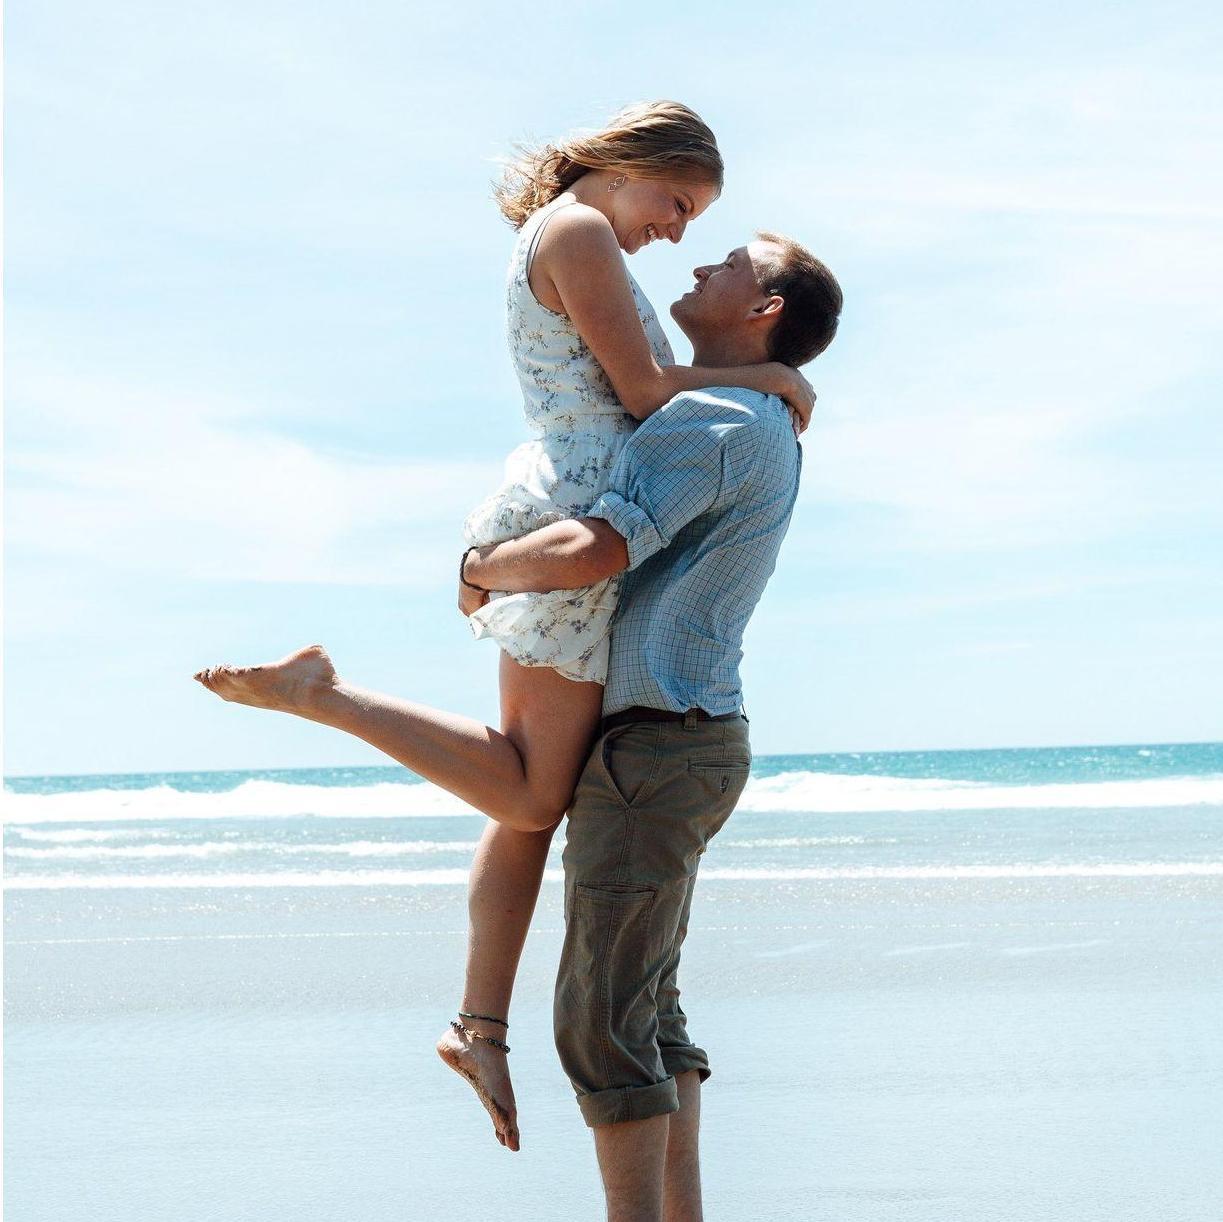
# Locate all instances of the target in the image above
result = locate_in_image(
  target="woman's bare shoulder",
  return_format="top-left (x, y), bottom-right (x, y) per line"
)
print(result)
top-left (535, 202), bottom-right (619, 261)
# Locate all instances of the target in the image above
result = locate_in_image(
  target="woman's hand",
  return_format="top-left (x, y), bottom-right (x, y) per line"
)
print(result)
top-left (769, 363), bottom-right (816, 435)
top-left (458, 580), bottom-right (489, 618)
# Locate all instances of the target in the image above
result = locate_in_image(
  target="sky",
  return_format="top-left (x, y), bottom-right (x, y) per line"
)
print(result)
top-left (5, 0), bottom-right (1222, 776)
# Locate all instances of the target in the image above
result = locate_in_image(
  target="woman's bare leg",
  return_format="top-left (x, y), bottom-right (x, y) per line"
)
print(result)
top-left (435, 821), bottom-right (553, 1152)
top-left (196, 645), bottom-right (603, 1150)
top-left (439, 651), bottom-right (601, 1150)
top-left (193, 644), bottom-right (601, 832)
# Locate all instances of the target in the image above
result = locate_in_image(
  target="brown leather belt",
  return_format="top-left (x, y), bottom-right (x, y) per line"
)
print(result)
top-left (600, 705), bottom-right (745, 735)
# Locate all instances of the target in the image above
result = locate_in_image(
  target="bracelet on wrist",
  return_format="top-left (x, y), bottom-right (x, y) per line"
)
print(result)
top-left (460, 546), bottom-right (489, 593)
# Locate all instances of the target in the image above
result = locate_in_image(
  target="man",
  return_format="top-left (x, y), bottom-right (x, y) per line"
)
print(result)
top-left (460, 233), bottom-right (842, 1220)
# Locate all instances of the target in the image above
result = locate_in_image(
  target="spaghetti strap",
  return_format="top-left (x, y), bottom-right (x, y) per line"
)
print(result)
top-left (523, 197), bottom-right (577, 283)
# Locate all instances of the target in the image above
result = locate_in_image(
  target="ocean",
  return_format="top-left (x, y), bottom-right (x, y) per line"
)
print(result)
top-left (6, 743), bottom-right (1223, 1220)
top-left (6, 742), bottom-right (1223, 890)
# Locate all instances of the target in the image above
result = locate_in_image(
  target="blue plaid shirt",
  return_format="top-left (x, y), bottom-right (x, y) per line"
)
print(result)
top-left (588, 386), bottom-right (802, 717)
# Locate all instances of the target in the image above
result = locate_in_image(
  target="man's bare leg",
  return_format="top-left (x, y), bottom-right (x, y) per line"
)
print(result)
top-left (193, 645), bottom-right (601, 833)
top-left (588, 1072), bottom-right (703, 1221)
top-left (594, 1114), bottom-right (670, 1222)
top-left (663, 1071), bottom-right (703, 1222)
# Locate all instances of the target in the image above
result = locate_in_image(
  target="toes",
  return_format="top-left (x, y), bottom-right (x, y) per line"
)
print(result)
top-left (195, 666), bottom-right (227, 696)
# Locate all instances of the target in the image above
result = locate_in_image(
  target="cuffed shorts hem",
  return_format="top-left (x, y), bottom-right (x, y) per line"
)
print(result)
top-left (576, 1077), bottom-right (680, 1128)
top-left (660, 1044), bottom-right (711, 1084)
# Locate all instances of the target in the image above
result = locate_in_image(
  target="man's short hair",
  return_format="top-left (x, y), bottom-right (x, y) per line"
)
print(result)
top-left (755, 232), bottom-right (843, 367)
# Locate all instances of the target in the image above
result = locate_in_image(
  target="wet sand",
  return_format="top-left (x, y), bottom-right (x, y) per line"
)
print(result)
top-left (6, 867), bottom-right (1222, 1220)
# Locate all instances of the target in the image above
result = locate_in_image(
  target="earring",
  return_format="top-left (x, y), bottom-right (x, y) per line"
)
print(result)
top-left (607, 174), bottom-right (626, 192)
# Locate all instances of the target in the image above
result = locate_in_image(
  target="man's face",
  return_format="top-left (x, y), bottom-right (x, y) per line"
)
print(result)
top-left (670, 240), bottom-right (781, 336)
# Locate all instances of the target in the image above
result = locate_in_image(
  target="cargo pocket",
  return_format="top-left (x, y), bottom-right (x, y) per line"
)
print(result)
top-left (556, 883), bottom-right (663, 1091)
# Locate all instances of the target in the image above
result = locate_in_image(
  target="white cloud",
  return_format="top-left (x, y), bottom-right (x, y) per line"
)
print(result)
top-left (7, 373), bottom-right (501, 586)
top-left (801, 407), bottom-right (1132, 550)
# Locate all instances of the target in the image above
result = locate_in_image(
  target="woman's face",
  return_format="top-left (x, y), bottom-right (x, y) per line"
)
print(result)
top-left (610, 177), bottom-right (719, 254)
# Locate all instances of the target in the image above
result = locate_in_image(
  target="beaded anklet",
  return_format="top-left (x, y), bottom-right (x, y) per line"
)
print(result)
top-left (451, 1011), bottom-right (510, 1054)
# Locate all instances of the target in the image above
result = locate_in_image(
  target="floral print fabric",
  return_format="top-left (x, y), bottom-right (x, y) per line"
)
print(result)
top-left (463, 198), bottom-right (674, 683)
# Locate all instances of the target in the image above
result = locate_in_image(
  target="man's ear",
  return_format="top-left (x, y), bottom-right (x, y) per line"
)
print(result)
top-left (750, 294), bottom-right (785, 319)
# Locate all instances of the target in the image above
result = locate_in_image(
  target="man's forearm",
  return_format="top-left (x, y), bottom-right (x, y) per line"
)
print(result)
top-left (464, 518), bottom-right (628, 594)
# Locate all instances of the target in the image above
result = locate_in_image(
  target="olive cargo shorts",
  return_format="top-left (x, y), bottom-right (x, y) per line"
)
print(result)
top-left (554, 713), bottom-right (752, 1127)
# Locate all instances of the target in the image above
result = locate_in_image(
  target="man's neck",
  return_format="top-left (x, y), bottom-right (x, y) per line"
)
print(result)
top-left (690, 334), bottom-right (768, 369)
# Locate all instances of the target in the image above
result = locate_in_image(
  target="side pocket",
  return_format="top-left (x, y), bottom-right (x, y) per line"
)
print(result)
top-left (599, 725), bottom-right (662, 808)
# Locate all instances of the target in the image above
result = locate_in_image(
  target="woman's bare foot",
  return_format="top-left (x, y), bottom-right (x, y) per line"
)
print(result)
top-left (436, 1022), bottom-right (520, 1152)
top-left (193, 644), bottom-right (338, 715)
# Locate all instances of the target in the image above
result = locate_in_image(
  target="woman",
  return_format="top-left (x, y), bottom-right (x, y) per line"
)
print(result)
top-left (194, 100), bottom-right (813, 1151)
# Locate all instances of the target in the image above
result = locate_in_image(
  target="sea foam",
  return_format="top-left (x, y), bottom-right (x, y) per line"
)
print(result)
top-left (5, 770), bottom-right (1223, 825)
top-left (5, 862), bottom-right (1222, 891)
top-left (3, 839), bottom-right (483, 862)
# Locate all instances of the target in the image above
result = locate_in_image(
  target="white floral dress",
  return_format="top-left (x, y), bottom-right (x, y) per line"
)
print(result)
top-left (463, 197), bottom-right (674, 683)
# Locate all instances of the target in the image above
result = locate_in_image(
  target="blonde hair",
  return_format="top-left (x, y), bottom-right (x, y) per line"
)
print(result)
top-left (494, 100), bottom-right (723, 229)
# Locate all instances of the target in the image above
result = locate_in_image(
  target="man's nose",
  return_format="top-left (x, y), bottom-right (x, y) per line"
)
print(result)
top-left (693, 264), bottom-right (709, 280)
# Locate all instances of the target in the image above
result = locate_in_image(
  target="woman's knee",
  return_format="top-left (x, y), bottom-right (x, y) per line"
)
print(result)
top-left (503, 800), bottom-right (565, 834)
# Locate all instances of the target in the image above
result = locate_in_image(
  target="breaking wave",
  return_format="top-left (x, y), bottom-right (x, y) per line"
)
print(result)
top-left (5, 770), bottom-right (1222, 826)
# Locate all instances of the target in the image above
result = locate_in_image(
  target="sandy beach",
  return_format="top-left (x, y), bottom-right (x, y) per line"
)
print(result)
top-left (6, 834), bottom-right (1222, 1220)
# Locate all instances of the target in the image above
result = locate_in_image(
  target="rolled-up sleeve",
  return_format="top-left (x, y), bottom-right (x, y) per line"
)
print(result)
top-left (588, 394), bottom-right (747, 571)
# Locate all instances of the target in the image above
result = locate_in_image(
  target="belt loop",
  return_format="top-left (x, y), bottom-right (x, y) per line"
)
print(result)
top-left (741, 703), bottom-right (749, 724)
top-left (683, 708), bottom-right (699, 730)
